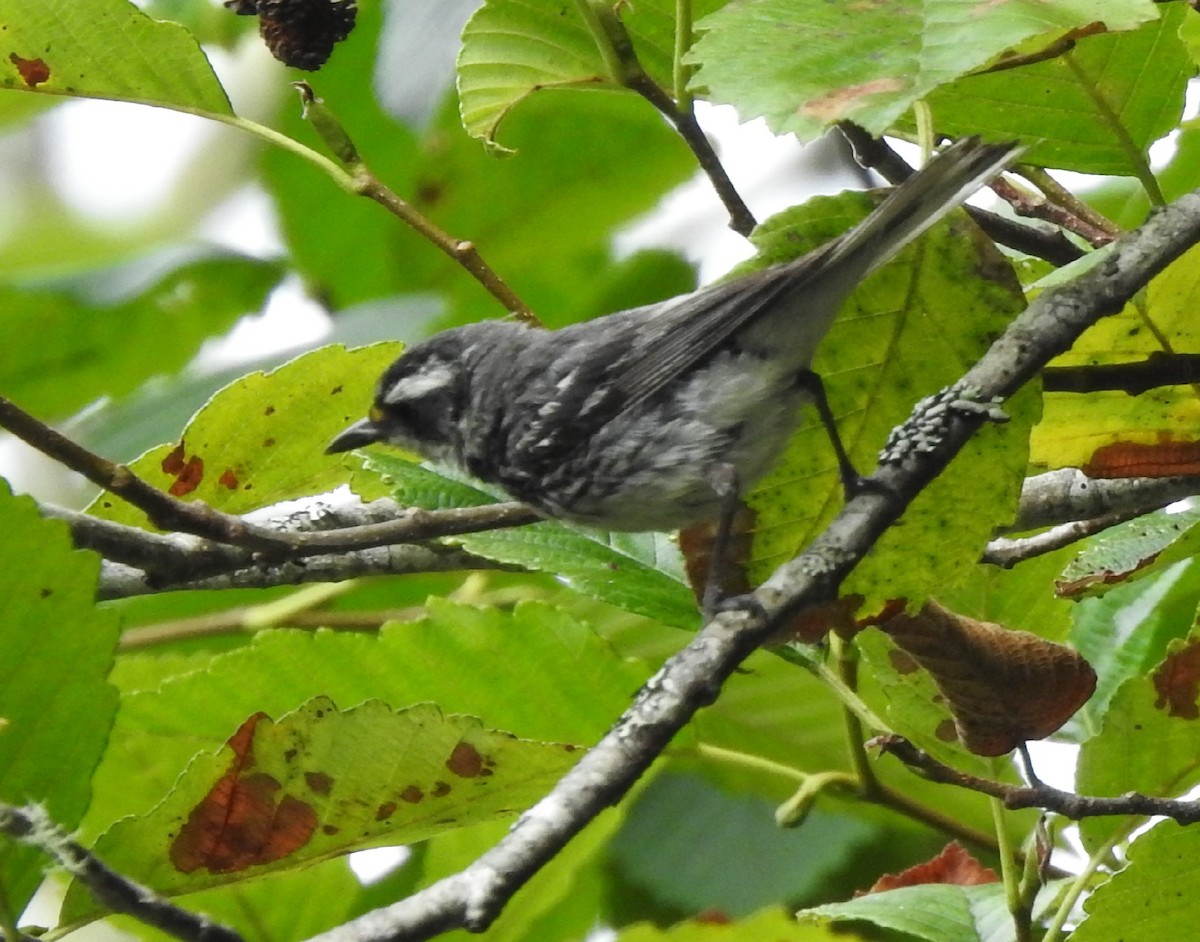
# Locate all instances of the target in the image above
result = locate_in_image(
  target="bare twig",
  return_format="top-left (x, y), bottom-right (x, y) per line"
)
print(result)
top-left (97, 543), bottom-right (513, 601)
top-left (293, 83), bottom-right (538, 325)
top-left (982, 507), bottom-right (1148, 568)
top-left (878, 736), bottom-right (1200, 823)
top-left (576, 1), bottom-right (757, 235)
top-left (0, 396), bottom-right (299, 554)
top-left (0, 402), bottom-right (542, 565)
top-left (0, 803), bottom-right (242, 942)
top-left (1044, 353), bottom-right (1200, 394)
top-left (991, 175), bottom-right (1116, 248)
top-left (1018, 165), bottom-right (1122, 240)
top-left (36, 496), bottom-right (533, 597)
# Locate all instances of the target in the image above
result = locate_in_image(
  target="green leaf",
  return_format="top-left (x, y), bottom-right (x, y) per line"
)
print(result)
top-left (415, 802), bottom-right (624, 942)
top-left (617, 905), bottom-right (848, 941)
top-left (178, 855), bottom-right (422, 942)
top-left (0, 255), bottom-right (283, 420)
top-left (1077, 630), bottom-right (1200, 853)
top-left (1070, 559), bottom-right (1200, 739)
top-left (86, 342), bottom-right (402, 526)
top-left (926, 4), bottom-right (1192, 175)
top-left (741, 195), bottom-right (1030, 608)
top-left (87, 600), bottom-right (650, 836)
top-left (1071, 820), bottom-right (1200, 941)
top-left (267, 18), bottom-right (694, 319)
top-left (457, 0), bottom-right (726, 149)
top-left (687, 0), bottom-right (1157, 141)
top-left (802, 882), bottom-right (1009, 942)
top-left (63, 697), bottom-right (580, 921)
top-left (1058, 505), bottom-right (1200, 598)
top-left (0, 0), bottom-right (232, 116)
top-left (0, 482), bottom-right (120, 916)
top-left (364, 453), bottom-right (700, 629)
top-left (608, 772), bottom-right (878, 918)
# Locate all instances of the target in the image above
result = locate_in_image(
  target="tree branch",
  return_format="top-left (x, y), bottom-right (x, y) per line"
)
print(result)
top-left (982, 507), bottom-right (1147, 568)
top-left (1044, 353), bottom-right (1200, 394)
top-left (294, 143), bottom-right (1200, 942)
top-left (1007, 468), bottom-right (1200, 532)
top-left (878, 736), bottom-right (1200, 823)
top-left (96, 542), bottom-right (511, 601)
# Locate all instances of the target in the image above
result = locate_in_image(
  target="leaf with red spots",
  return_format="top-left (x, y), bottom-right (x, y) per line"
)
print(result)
top-left (1084, 439), bottom-right (1200, 479)
top-left (62, 697), bottom-right (580, 921)
top-left (1056, 505), bottom-right (1200, 600)
top-left (1, 0), bottom-right (231, 114)
top-left (87, 343), bottom-right (401, 528)
top-left (167, 455), bottom-right (205, 497)
top-left (8, 53), bottom-right (50, 87)
top-left (1033, 242), bottom-right (1200, 472)
top-left (1078, 630), bottom-right (1200, 855)
top-left (1153, 639), bottom-right (1200, 720)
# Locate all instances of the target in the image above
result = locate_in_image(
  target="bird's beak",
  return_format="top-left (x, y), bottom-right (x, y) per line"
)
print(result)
top-left (325, 417), bottom-right (384, 454)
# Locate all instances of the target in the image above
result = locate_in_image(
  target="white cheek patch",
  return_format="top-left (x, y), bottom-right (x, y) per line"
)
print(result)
top-left (383, 363), bottom-right (456, 404)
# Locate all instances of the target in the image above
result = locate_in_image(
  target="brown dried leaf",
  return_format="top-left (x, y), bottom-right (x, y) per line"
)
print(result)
top-left (863, 841), bottom-right (999, 894)
top-left (881, 599), bottom-right (1096, 756)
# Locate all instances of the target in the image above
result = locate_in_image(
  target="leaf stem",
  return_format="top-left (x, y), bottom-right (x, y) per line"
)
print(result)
top-left (573, 0), bottom-right (756, 234)
top-left (1041, 833), bottom-right (1115, 942)
top-left (691, 742), bottom-right (808, 783)
top-left (990, 790), bottom-right (1032, 942)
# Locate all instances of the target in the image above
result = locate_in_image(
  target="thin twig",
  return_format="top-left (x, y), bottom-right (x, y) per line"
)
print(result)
top-left (0, 398), bottom-right (542, 563)
top-left (982, 507), bottom-right (1147, 568)
top-left (575, 0), bottom-right (757, 235)
top-left (1044, 353), bottom-right (1200, 394)
top-left (627, 73), bottom-right (758, 235)
top-left (292, 83), bottom-right (539, 325)
top-left (1018, 165), bottom-right (1122, 239)
top-left (878, 736), bottom-right (1200, 823)
top-left (991, 175), bottom-right (1116, 247)
top-left (97, 543), bottom-right (513, 601)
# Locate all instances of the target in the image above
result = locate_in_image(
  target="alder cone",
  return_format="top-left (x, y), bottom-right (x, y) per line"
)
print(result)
top-left (225, 0), bottom-right (358, 70)
top-left (881, 599), bottom-right (1096, 756)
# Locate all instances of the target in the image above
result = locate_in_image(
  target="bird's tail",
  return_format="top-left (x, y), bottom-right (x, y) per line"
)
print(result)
top-left (813, 137), bottom-right (1024, 281)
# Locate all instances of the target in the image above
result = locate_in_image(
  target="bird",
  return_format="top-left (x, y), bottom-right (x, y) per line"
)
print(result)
top-left (327, 138), bottom-right (1021, 534)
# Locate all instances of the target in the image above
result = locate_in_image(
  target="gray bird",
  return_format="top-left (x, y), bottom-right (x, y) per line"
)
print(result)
top-left (328, 138), bottom-right (1021, 533)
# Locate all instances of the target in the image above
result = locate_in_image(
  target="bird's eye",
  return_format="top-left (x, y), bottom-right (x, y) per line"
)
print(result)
top-left (388, 399), bottom-right (440, 442)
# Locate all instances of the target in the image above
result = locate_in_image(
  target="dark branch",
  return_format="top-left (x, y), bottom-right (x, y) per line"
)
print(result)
top-left (878, 736), bottom-right (1200, 823)
top-left (1044, 353), bottom-right (1200, 394)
